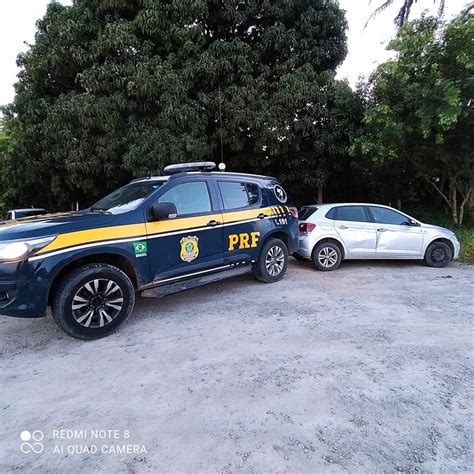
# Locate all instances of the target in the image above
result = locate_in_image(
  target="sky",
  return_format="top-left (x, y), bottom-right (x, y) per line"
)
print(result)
top-left (0, 0), bottom-right (470, 106)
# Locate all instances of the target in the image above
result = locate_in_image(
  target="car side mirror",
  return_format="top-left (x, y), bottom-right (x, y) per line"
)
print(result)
top-left (149, 202), bottom-right (178, 221)
top-left (404, 219), bottom-right (420, 227)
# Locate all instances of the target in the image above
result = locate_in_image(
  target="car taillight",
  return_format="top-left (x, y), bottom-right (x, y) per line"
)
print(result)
top-left (289, 207), bottom-right (298, 218)
top-left (298, 222), bottom-right (316, 234)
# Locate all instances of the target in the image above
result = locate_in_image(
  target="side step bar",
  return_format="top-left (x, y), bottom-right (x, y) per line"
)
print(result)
top-left (140, 264), bottom-right (252, 298)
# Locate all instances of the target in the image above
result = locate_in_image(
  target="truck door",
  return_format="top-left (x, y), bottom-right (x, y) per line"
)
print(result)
top-left (145, 179), bottom-right (225, 282)
top-left (217, 180), bottom-right (270, 265)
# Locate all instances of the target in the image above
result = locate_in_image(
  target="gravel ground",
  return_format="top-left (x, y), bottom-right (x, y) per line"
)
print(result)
top-left (1, 260), bottom-right (473, 473)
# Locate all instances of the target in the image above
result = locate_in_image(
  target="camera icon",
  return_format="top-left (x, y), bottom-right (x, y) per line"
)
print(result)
top-left (20, 430), bottom-right (44, 454)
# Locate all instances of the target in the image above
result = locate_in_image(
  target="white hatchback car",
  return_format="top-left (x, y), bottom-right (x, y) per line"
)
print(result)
top-left (294, 203), bottom-right (461, 271)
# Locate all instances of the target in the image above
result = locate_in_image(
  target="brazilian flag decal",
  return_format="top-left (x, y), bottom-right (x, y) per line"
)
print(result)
top-left (133, 241), bottom-right (148, 257)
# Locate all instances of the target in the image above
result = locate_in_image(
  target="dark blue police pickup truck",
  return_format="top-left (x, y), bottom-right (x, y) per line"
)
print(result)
top-left (0, 162), bottom-right (298, 339)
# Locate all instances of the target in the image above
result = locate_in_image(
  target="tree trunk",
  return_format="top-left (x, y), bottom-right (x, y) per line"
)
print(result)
top-left (316, 187), bottom-right (323, 204)
top-left (459, 187), bottom-right (473, 226)
top-left (450, 180), bottom-right (458, 225)
top-left (427, 177), bottom-right (472, 225)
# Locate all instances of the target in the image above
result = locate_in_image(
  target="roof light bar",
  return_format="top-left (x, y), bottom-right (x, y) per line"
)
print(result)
top-left (164, 162), bottom-right (217, 175)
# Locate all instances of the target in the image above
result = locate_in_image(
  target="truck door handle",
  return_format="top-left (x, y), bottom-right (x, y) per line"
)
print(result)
top-left (257, 213), bottom-right (266, 219)
top-left (207, 220), bottom-right (220, 227)
top-left (377, 228), bottom-right (387, 232)
top-left (338, 225), bottom-right (348, 229)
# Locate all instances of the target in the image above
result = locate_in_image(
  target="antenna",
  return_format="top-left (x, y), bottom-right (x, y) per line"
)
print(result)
top-left (218, 85), bottom-right (225, 171)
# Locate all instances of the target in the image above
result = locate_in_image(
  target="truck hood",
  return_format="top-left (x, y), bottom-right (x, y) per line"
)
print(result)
top-left (0, 211), bottom-right (116, 241)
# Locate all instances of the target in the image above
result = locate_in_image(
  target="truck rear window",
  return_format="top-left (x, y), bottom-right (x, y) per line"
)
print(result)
top-left (218, 181), bottom-right (260, 210)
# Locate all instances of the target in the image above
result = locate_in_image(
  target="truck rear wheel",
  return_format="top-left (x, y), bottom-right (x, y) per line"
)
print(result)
top-left (52, 263), bottom-right (135, 340)
top-left (253, 238), bottom-right (289, 283)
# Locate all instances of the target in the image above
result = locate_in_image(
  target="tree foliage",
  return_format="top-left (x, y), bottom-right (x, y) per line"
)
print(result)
top-left (0, 112), bottom-right (20, 210)
top-left (8, 0), bottom-right (354, 209)
top-left (353, 8), bottom-right (474, 224)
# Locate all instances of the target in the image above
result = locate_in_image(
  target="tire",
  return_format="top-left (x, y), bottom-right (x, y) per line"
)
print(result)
top-left (52, 263), bottom-right (135, 340)
top-left (253, 238), bottom-right (289, 283)
top-left (424, 241), bottom-right (453, 268)
top-left (312, 242), bottom-right (342, 271)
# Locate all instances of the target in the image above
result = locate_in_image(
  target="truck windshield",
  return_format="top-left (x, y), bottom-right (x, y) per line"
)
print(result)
top-left (91, 180), bottom-right (166, 214)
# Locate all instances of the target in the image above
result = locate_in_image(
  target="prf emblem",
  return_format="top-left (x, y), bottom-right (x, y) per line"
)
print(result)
top-left (180, 236), bottom-right (199, 262)
top-left (228, 232), bottom-right (260, 251)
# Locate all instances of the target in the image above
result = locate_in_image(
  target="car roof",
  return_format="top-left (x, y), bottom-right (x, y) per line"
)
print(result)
top-left (302, 203), bottom-right (412, 216)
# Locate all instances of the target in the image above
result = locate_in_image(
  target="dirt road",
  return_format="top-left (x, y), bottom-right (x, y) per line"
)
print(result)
top-left (1, 260), bottom-right (473, 472)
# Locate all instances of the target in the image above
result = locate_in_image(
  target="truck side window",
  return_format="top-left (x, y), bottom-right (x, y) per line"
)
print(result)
top-left (158, 182), bottom-right (211, 216)
top-left (218, 181), bottom-right (259, 210)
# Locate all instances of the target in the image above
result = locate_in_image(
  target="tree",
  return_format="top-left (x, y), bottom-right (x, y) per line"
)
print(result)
top-left (0, 112), bottom-right (20, 210)
top-left (243, 76), bottom-right (363, 203)
top-left (353, 8), bottom-right (474, 224)
top-left (368, 0), bottom-right (446, 31)
top-left (9, 0), bottom-right (350, 210)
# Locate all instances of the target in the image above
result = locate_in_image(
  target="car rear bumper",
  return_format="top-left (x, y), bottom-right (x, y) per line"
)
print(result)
top-left (294, 235), bottom-right (313, 259)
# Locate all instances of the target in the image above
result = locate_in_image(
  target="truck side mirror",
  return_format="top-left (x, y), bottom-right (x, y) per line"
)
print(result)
top-left (149, 202), bottom-right (178, 221)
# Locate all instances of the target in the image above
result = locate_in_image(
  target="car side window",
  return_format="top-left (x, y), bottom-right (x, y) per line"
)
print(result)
top-left (218, 181), bottom-right (260, 210)
top-left (368, 206), bottom-right (408, 225)
top-left (325, 207), bottom-right (337, 220)
top-left (158, 181), bottom-right (211, 216)
top-left (335, 206), bottom-right (368, 222)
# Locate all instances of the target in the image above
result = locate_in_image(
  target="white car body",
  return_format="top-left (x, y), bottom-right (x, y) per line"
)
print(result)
top-left (295, 203), bottom-right (461, 262)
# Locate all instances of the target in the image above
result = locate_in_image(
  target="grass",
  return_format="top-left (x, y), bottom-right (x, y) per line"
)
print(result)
top-left (407, 209), bottom-right (474, 264)
top-left (453, 227), bottom-right (474, 264)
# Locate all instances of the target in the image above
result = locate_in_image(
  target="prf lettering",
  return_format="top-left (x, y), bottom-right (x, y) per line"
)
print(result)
top-left (228, 232), bottom-right (260, 251)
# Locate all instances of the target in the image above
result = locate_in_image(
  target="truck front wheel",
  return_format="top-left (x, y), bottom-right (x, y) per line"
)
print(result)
top-left (52, 263), bottom-right (135, 340)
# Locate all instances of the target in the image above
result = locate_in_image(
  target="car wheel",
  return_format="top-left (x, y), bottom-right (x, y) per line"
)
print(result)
top-left (52, 263), bottom-right (135, 340)
top-left (253, 238), bottom-right (289, 283)
top-left (424, 241), bottom-right (452, 268)
top-left (312, 242), bottom-right (342, 271)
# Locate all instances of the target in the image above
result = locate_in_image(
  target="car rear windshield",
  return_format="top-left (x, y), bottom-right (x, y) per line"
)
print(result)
top-left (299, 207), bottom-right (318, 221)
top-left (92, 180), bottom-right (166, 213)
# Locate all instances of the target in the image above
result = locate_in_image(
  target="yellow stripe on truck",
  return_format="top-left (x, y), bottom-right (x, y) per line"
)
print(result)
top-left (37, 206), bottom-right (275, 256)
top-left (37, 223), bottom-right (147, 254)
top-left (145, 213), bottom-right (222, 235)
top-left (221, 207), bottom-right (273, 223)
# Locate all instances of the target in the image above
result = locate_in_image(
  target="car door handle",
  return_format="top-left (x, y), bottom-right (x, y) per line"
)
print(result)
top-left (338, 225), bottom-right (348, 230)
top-left (377, 228), bottom-right (387, 232)
top-left (257, 213), bottom-right (266, 219)
top-left (207, 220), bottom-right (220, 227)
